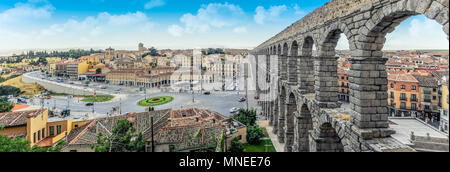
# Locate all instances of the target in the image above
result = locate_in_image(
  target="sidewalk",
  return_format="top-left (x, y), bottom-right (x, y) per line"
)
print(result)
top-left (258, 120), bottom-right (285, 152)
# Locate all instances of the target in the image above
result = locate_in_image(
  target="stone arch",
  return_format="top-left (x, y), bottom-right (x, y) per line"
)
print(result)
top-left (276, 86), bottom-right (287, 143)
top-left (296, 36), bottom-right (316, 92)
top-left (309, 122), bottom-right (344, 152)
top-left (287, 41), bottom-right (299, 84)
top-left (284, 92), bottom-right (297, 152)
top-left (280, 42), bottom-right (289, 81)
top-left (294, 103), bottom-right (313, 152)
top-left (277, 44), bottom-right (281, 55)
top-left (348, 0), bottom-right (449, 130)
top-left (357, 0), bottom-right (449, 57)
top-left (301, 36), bottom-right (315, 56)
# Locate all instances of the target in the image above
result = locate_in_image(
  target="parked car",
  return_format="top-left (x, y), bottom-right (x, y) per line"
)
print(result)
top-left (230, 107), bottom-right (239, 114)
top-left (203, 91), bottom-right (211, 95)
top-left (85, 103), bottom-right (94, 106)
top-left (115, 88), bottom-right (121, 92)
top-left (254, 96), bottom-right (259, 100)
top-left (238, 97), bottom-right (246, 102)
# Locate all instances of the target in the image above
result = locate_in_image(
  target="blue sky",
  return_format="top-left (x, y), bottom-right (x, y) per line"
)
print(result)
top-left (0, 0), bottom-right (448, 54)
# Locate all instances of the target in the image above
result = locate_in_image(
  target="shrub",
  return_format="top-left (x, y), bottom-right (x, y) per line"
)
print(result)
top-left (247, 125), bottom-right (264, 145)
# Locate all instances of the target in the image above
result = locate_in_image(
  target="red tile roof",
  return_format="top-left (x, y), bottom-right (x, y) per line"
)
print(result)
top-left (0, 109), bottom-right (46, 128)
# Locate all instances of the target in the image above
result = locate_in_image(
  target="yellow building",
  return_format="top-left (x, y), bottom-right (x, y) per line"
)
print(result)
top-left (0, 108), bottom-right (88, 147)
top-left (80, 56), bottom-right (101, 65)
top-left (47, 63), bottom-right (57, 76)
top-left (0, 109), bottom-right (48, 146)
top-left (440, 82), bottom-right (449, 134)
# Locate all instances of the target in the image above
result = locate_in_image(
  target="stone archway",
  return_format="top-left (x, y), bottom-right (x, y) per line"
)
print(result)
top-left (298, 36), bottom-right (315, 93)
top-left (309, 122), bottom-right (344, 152)
top-left (277, 86), bottom-right (287, 143)
top-left (294, 103), bottom-right (313, 152)
top-left (287, 41), bottom-right (299, 85)
top-left (349, 0), bottom-right (449, 130)
top-left (280, 43), bottom-right (289, 81)
top-left (284, 92), bottom-right (297, 152)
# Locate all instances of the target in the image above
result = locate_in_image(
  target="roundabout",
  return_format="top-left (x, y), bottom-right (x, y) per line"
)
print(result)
top-left (137, 96), bottom-right (174, 107)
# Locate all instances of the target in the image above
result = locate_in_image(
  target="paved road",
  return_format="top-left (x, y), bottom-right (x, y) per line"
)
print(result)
top-left (26, 72), bottom-right (251, 121)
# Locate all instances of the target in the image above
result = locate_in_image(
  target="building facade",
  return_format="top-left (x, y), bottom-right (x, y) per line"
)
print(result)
top-left (388, 73), bottom-right (420, 117)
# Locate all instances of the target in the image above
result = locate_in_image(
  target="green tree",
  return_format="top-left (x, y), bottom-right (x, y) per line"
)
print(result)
top-left (0, 85), bottom-right (21, 97)
top-left (232, 109), bottom-right (257, 126)
top-left (247, 125), bottom-right (264, 145)
top-left (0, 101), bottom-right (14, 113)
top-left (0, 135), bottom-right (64, 152)
top-left (92, 119), bottom-right (146, 152)
top-left (229, 137), bottom-right (244, 152)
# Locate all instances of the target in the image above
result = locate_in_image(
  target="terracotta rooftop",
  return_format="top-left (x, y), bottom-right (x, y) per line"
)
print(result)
top-left (64, 108), bottom-right (240, 151)
top-left (413, 75), bottom-right (439, 88)
top-left (0, 109), bottom-right (46, 128)
top-left (388, 73), bottom-right (418, 83)
top-left (11, 104), bottom-right (30, 112)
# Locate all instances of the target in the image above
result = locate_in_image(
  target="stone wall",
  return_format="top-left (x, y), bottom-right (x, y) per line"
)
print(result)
top-left (22, 72), bottom-right (109, 96)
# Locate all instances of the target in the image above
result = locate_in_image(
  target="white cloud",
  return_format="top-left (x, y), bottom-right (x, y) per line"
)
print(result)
top-left (254, 5), bottom-right (287, 24)
top-left (39, 11), bottom-right (154, 39)
top-left (144, 0), bottom-right (166, 9)
top-left (384, 16), bottom-right (449, 50)
top-left (233, 26), bottom-right (247, 33)
top-left (169, 3), bottom-right (245, 36)
top-left (0, 1), bottom-right (54, 23)
top-left (168, 24), bottom-right (183, 37)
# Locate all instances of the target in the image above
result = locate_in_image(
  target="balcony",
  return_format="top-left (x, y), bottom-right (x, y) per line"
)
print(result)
top-left (400, 97), bottom-right (407, 101)
top-left (410, 98), bottom-right (417, 102)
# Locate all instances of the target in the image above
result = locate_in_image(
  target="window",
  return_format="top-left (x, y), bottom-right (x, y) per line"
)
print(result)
top-left (411, 103), bottom-right (417, 110)
top-left (391, 83), bottom-right (394, 88)
top-left (37, 130), bottom-right (41, 141)
top-left (42, 128), bottom-right (45, 138)
top-left (49, 126), bottom-right (55, 136)
top-left (411, 94), bottom-right (417, 101)
top-left (425, 96), bottom-right (431, 102)
top-left (390, 91), bottom-right (394, 99)
top-left (401, 85), bottom-right (405, 89)
top-left (56, 125), bottom-right (62, 135)
top-left (411, 85), bottom-right (416, 90)
top-left (33, 132), bottom-right (36, 143)
top-left (433, 88), bottom-right (437, 92)
top-left (400, 93), bottom-right (407, 100)
top-left (433, 96), bottom-right (437, 100)
top-left (424, 88), bottom-right (431, 94)
top-left (400, 102), bottom-right (406, 109)
top-left (433, 106), bottom-right (438, 111)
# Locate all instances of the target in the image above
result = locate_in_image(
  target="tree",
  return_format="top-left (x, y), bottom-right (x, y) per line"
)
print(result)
top-left (229, 137), bottom-right (244, 152)
top-left (247, 125), bottom-right (264, 145)
top-left (0, 85), bottom-right (21, 97)
top-left (0, 135), bottom-right (64, 152)
top-left (232, 109), bottom-right (257, 126)
top-left (92, 119), bottom-right (146, 152)
top-left (0, 101), bottom-right (14, 113)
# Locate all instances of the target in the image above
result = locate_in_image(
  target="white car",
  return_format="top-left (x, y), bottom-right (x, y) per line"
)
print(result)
top-left (230, 107), bottom-right (240, 114)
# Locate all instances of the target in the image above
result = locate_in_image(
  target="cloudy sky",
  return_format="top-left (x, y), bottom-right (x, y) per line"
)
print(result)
top-left (0, 0), bottom-right (448, 55)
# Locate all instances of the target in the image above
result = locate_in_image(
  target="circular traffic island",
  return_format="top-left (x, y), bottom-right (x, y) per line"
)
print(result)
top-left (137, 96), bottom-right (174, 107)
